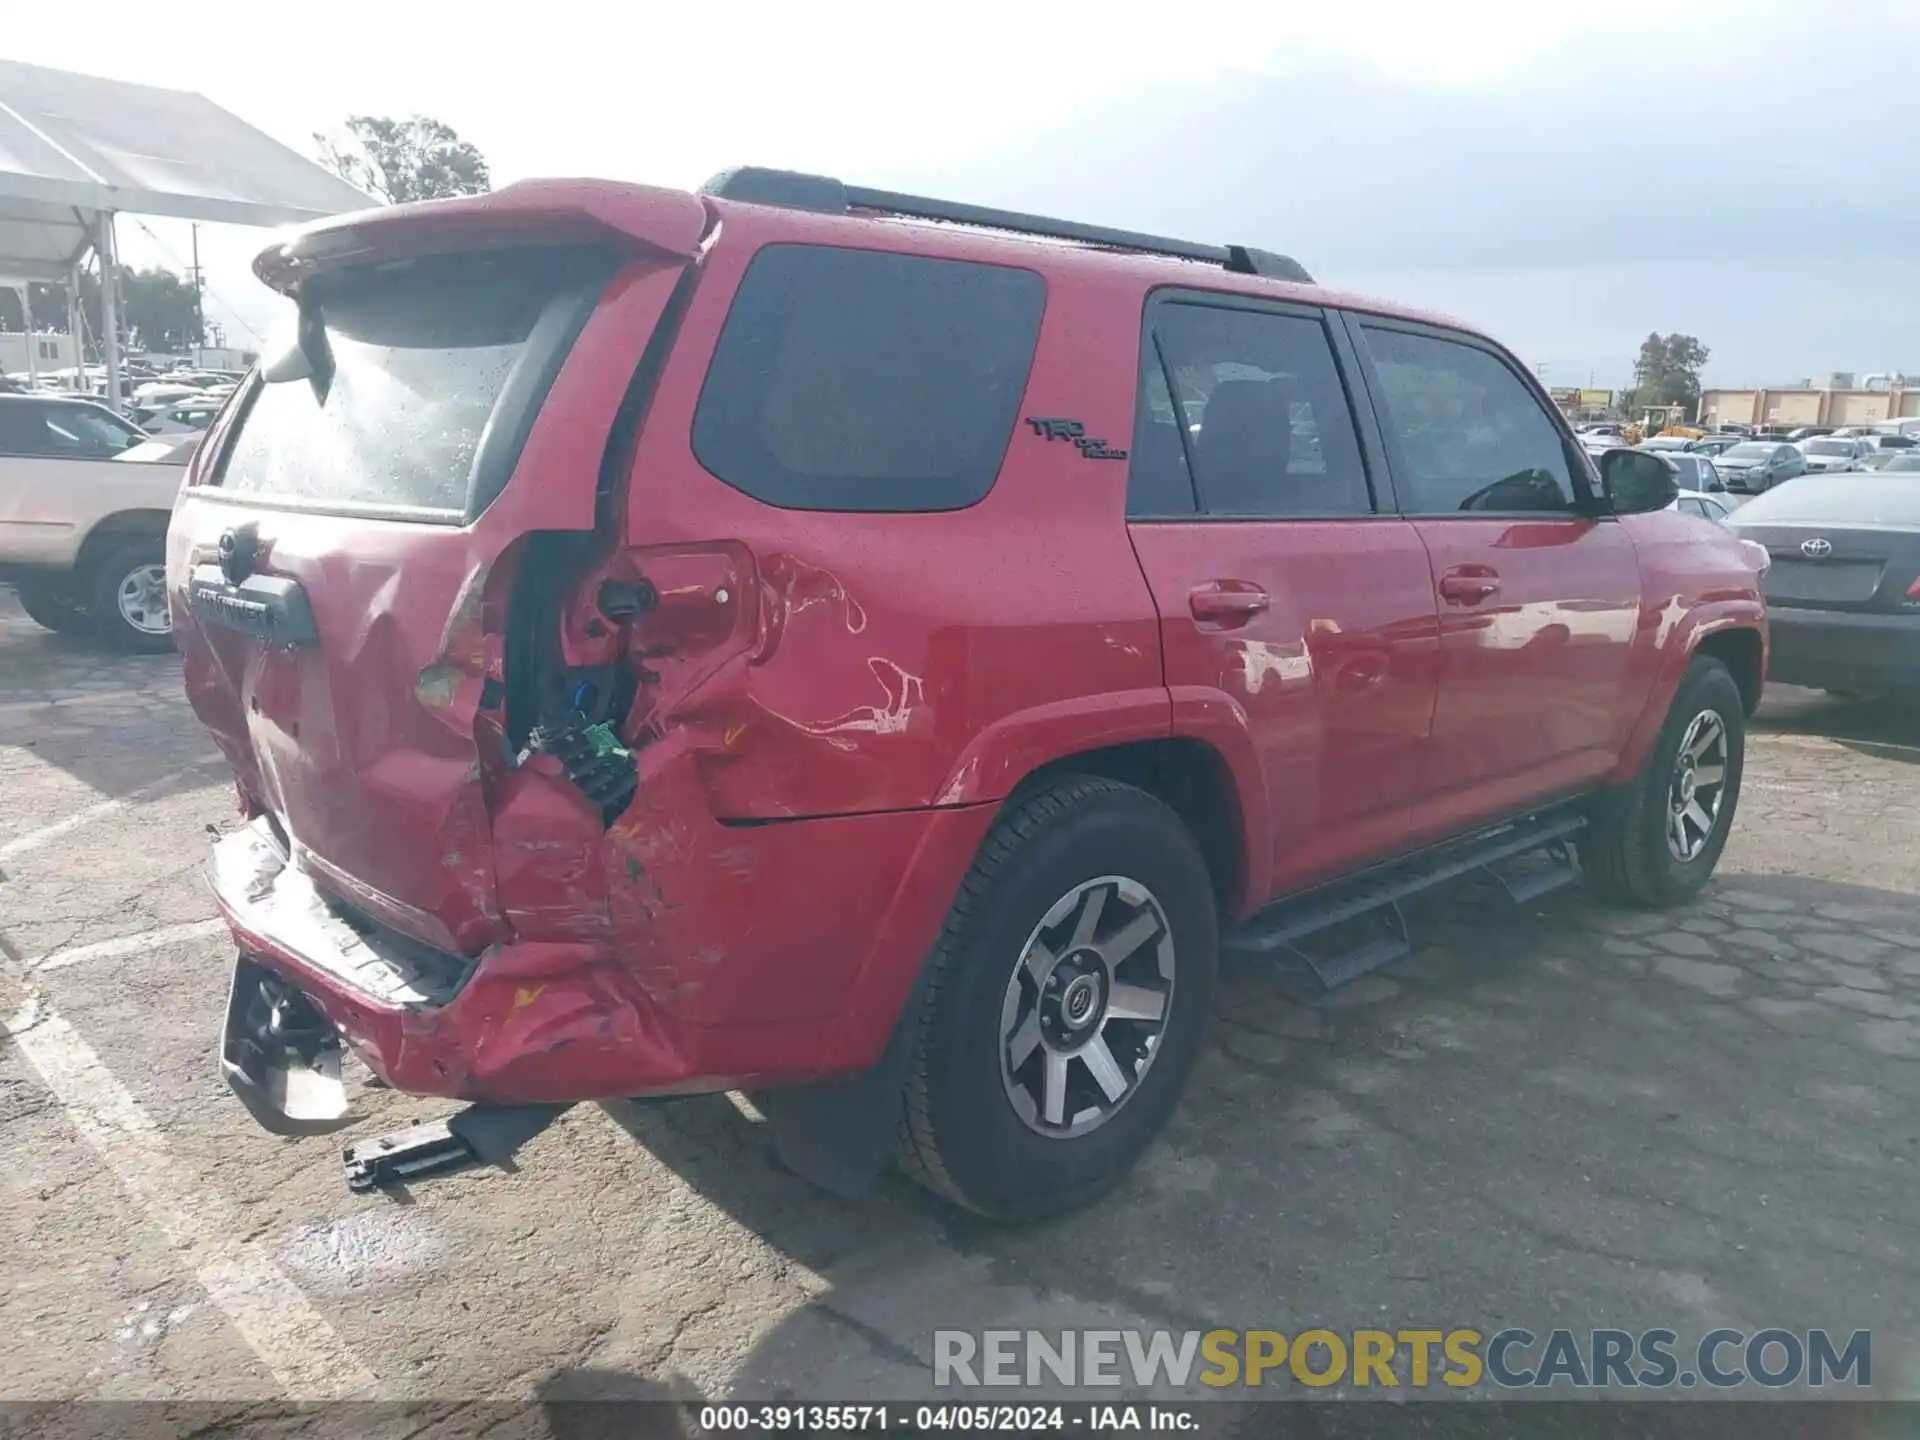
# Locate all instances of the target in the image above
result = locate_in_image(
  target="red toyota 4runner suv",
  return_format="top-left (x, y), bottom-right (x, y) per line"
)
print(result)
top-left (168, 169), bottom-right (1767, 1220)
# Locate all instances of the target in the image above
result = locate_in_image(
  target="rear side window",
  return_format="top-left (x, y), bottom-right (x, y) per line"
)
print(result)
top-left (692, 245), bottom-right (1045, 512)
top-left (217, 246), bottom-right (615, 519)
top-left (1132, 301), bottom-right (1373, 519)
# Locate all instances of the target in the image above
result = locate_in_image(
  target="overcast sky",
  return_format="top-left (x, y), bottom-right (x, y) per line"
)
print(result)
top-left (7, 0), bottom-right (1918, 387)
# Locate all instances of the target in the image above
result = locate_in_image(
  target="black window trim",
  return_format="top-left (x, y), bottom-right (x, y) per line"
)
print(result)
top-left (1125, 286), bottom-right (1391, 523)
top-left (1338, 310), bottom-right (1609, 521)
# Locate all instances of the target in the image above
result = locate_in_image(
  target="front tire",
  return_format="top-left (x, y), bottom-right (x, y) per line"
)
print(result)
top-left (897, 776), bottom-right (1218, 1221)
top-left (82, 539), bottom-right (173, 653)
top-left (1584, 655), bottom-right (1746, 908)
top-left (13, 575), bottom-right (89, 634)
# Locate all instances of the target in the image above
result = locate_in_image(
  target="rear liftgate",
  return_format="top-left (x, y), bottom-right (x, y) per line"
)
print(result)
top-left (189, 188), bottom-right (716, 1194)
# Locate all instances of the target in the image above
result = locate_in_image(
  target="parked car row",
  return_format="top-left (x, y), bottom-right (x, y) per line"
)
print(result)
top-left (3, 364), bottom-right (243, 441)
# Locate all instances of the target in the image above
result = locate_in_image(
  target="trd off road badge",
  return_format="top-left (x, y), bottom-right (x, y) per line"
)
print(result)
top-left (1025, 416), bottom-right (1128, 461)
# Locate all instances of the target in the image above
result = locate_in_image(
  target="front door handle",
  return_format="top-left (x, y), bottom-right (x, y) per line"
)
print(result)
top-left (1438, 568), bottom-right (1501, 605)
top-left (1189, 580), bottom-right (1270, 627)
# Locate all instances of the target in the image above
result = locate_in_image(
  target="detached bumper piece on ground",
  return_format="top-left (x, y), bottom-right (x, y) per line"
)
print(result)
top-left (342, 1105), bottom-right (571, 1195)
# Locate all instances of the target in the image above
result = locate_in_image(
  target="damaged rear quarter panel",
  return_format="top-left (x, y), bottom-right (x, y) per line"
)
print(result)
top-left (613, 207), bottom-right (1167, 822)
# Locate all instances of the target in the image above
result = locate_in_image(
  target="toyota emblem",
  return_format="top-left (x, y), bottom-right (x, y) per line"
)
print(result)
top-left (1800, 537), bottom-right (1833, 558)
top-left (217, 525), bottom-right (258, 586)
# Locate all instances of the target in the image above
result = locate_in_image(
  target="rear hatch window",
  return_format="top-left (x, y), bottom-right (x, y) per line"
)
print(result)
top-left (215, 245), bottom-right (616, 521)
top-left (691, 244), bottom-right (1045, 512)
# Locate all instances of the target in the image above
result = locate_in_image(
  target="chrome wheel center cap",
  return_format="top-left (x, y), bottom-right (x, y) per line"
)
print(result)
top-left (1060, 974), bottom-right (1101, 1029)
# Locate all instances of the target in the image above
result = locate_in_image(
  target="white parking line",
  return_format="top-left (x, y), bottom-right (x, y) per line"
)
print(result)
top-left (4, 996), bottom-right (379, 1399)
top-left (29, 919), bottom-right (228, 973)
top-left (0, 756), bottom-right (224, 863)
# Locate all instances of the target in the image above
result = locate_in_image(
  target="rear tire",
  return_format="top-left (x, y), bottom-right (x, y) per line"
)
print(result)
top-left (13, 575), bottom-right (89, 635)
top-left (1583, 656), bottom-right (1745, 908)
top-left (82, 539), bottom-right (174, 653)
top-left (896, 776), bottom-right (1218, 1221)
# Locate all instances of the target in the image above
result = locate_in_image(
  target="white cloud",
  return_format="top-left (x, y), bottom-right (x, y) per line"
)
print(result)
top-left (6, 0), bottom-right (1915, 377)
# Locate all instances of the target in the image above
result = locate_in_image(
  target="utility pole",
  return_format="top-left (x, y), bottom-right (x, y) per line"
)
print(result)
top-left (67, 263), bottom-right (84, 392)
top-left (189, 222), bottom-right (205, 366)
top-left (98, 212), bottom-right (123, 410)
top-left (19, 282), bottom-right (38, 390)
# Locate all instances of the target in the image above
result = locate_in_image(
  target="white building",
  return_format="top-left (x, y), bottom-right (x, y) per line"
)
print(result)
top-left (0, 329), bottom-right (77, 377)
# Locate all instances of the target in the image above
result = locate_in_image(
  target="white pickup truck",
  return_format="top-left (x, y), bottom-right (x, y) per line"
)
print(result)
top-left (0, 393), bottom-right (196, 651)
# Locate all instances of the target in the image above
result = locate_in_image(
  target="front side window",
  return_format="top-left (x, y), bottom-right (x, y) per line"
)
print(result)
top-left (1130, 301), bottom-right (1372, 519)
top-left (44, 406), bottom-right (141, 456)
top-left (0, 403), bottom-right (137, 457)
top-left (1360, 325), bottom-right (1580, 514)
top-left (692, 245), bottom-right (1045, 512)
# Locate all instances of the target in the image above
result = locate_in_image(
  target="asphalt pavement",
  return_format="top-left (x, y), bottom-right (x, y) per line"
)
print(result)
top-left (2, 591), bottom-right (1916, 1416)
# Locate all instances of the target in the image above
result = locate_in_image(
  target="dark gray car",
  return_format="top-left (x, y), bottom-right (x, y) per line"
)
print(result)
top-left (1727, 473), bottom-right (1920, 698)
top-left (1714, 440), bottom-right (1807, 494)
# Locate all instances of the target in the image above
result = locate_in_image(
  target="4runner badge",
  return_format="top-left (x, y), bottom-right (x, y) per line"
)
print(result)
top-left (1025, 416), bottom-right (1128, 462)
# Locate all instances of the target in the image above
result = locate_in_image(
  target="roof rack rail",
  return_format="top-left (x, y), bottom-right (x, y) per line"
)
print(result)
top-left (699, 166), bottom-right (1313, 285)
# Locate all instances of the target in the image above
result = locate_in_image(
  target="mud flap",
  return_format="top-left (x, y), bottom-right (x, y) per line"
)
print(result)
top-left (221, 954), bottom-right (354, 1137)
top-left (763, 971), bottom-right (929, 1199)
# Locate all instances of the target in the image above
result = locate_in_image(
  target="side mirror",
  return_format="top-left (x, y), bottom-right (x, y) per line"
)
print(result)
top-left (1599, 448), bottom-right (1678, 514)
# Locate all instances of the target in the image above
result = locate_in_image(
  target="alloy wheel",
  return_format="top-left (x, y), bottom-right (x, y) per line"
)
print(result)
top-left (1667, 709), bottom-right (1729, 862)
top-left (999, 876), bottom-right (1175, 1140)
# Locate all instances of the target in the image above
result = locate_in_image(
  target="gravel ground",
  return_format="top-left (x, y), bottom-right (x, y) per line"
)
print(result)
top-left (2, 591), bottom-right (1916, 1418)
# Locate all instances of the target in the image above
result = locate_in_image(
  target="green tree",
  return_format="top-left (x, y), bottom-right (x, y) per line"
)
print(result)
top-left (314, 115), bottom-right (491, 205)
top-left (119, 267), bottom-right (204, 351)
top-left (1630, 332), bottom-right (1711, 414)
top-left (0, 281), bottom-right (71, 334)
top-left (0, 268), bottom-right (202, 353)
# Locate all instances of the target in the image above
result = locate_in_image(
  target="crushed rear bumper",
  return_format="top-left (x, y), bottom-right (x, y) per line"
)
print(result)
top-left (207, 799), bottom-right (994, 1126)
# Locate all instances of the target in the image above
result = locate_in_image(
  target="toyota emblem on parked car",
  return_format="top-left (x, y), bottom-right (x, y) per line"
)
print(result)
top-left (1800, 537), bottom-right (1833, 558)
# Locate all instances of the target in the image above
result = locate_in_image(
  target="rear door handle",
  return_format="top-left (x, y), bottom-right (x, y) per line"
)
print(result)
top-left (1188, 580), bottom-right (1270, 626)
top-left (1438, 569), bottom-right (1501, 605)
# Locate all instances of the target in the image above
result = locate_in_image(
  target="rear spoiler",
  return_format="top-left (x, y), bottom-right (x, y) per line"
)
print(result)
top-left (253, 179), bottom-right (712, 295)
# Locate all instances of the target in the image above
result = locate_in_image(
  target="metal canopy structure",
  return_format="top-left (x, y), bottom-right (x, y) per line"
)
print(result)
top-left (0, 58), bottom-right (374, 399)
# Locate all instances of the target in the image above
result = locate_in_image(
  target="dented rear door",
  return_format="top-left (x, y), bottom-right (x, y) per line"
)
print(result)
top-left (168, 188), bottom-right (706, 955)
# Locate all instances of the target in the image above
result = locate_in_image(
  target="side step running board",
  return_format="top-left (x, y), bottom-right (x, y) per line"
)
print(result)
top-left (1225, 808), bottom-right (1588, 998)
